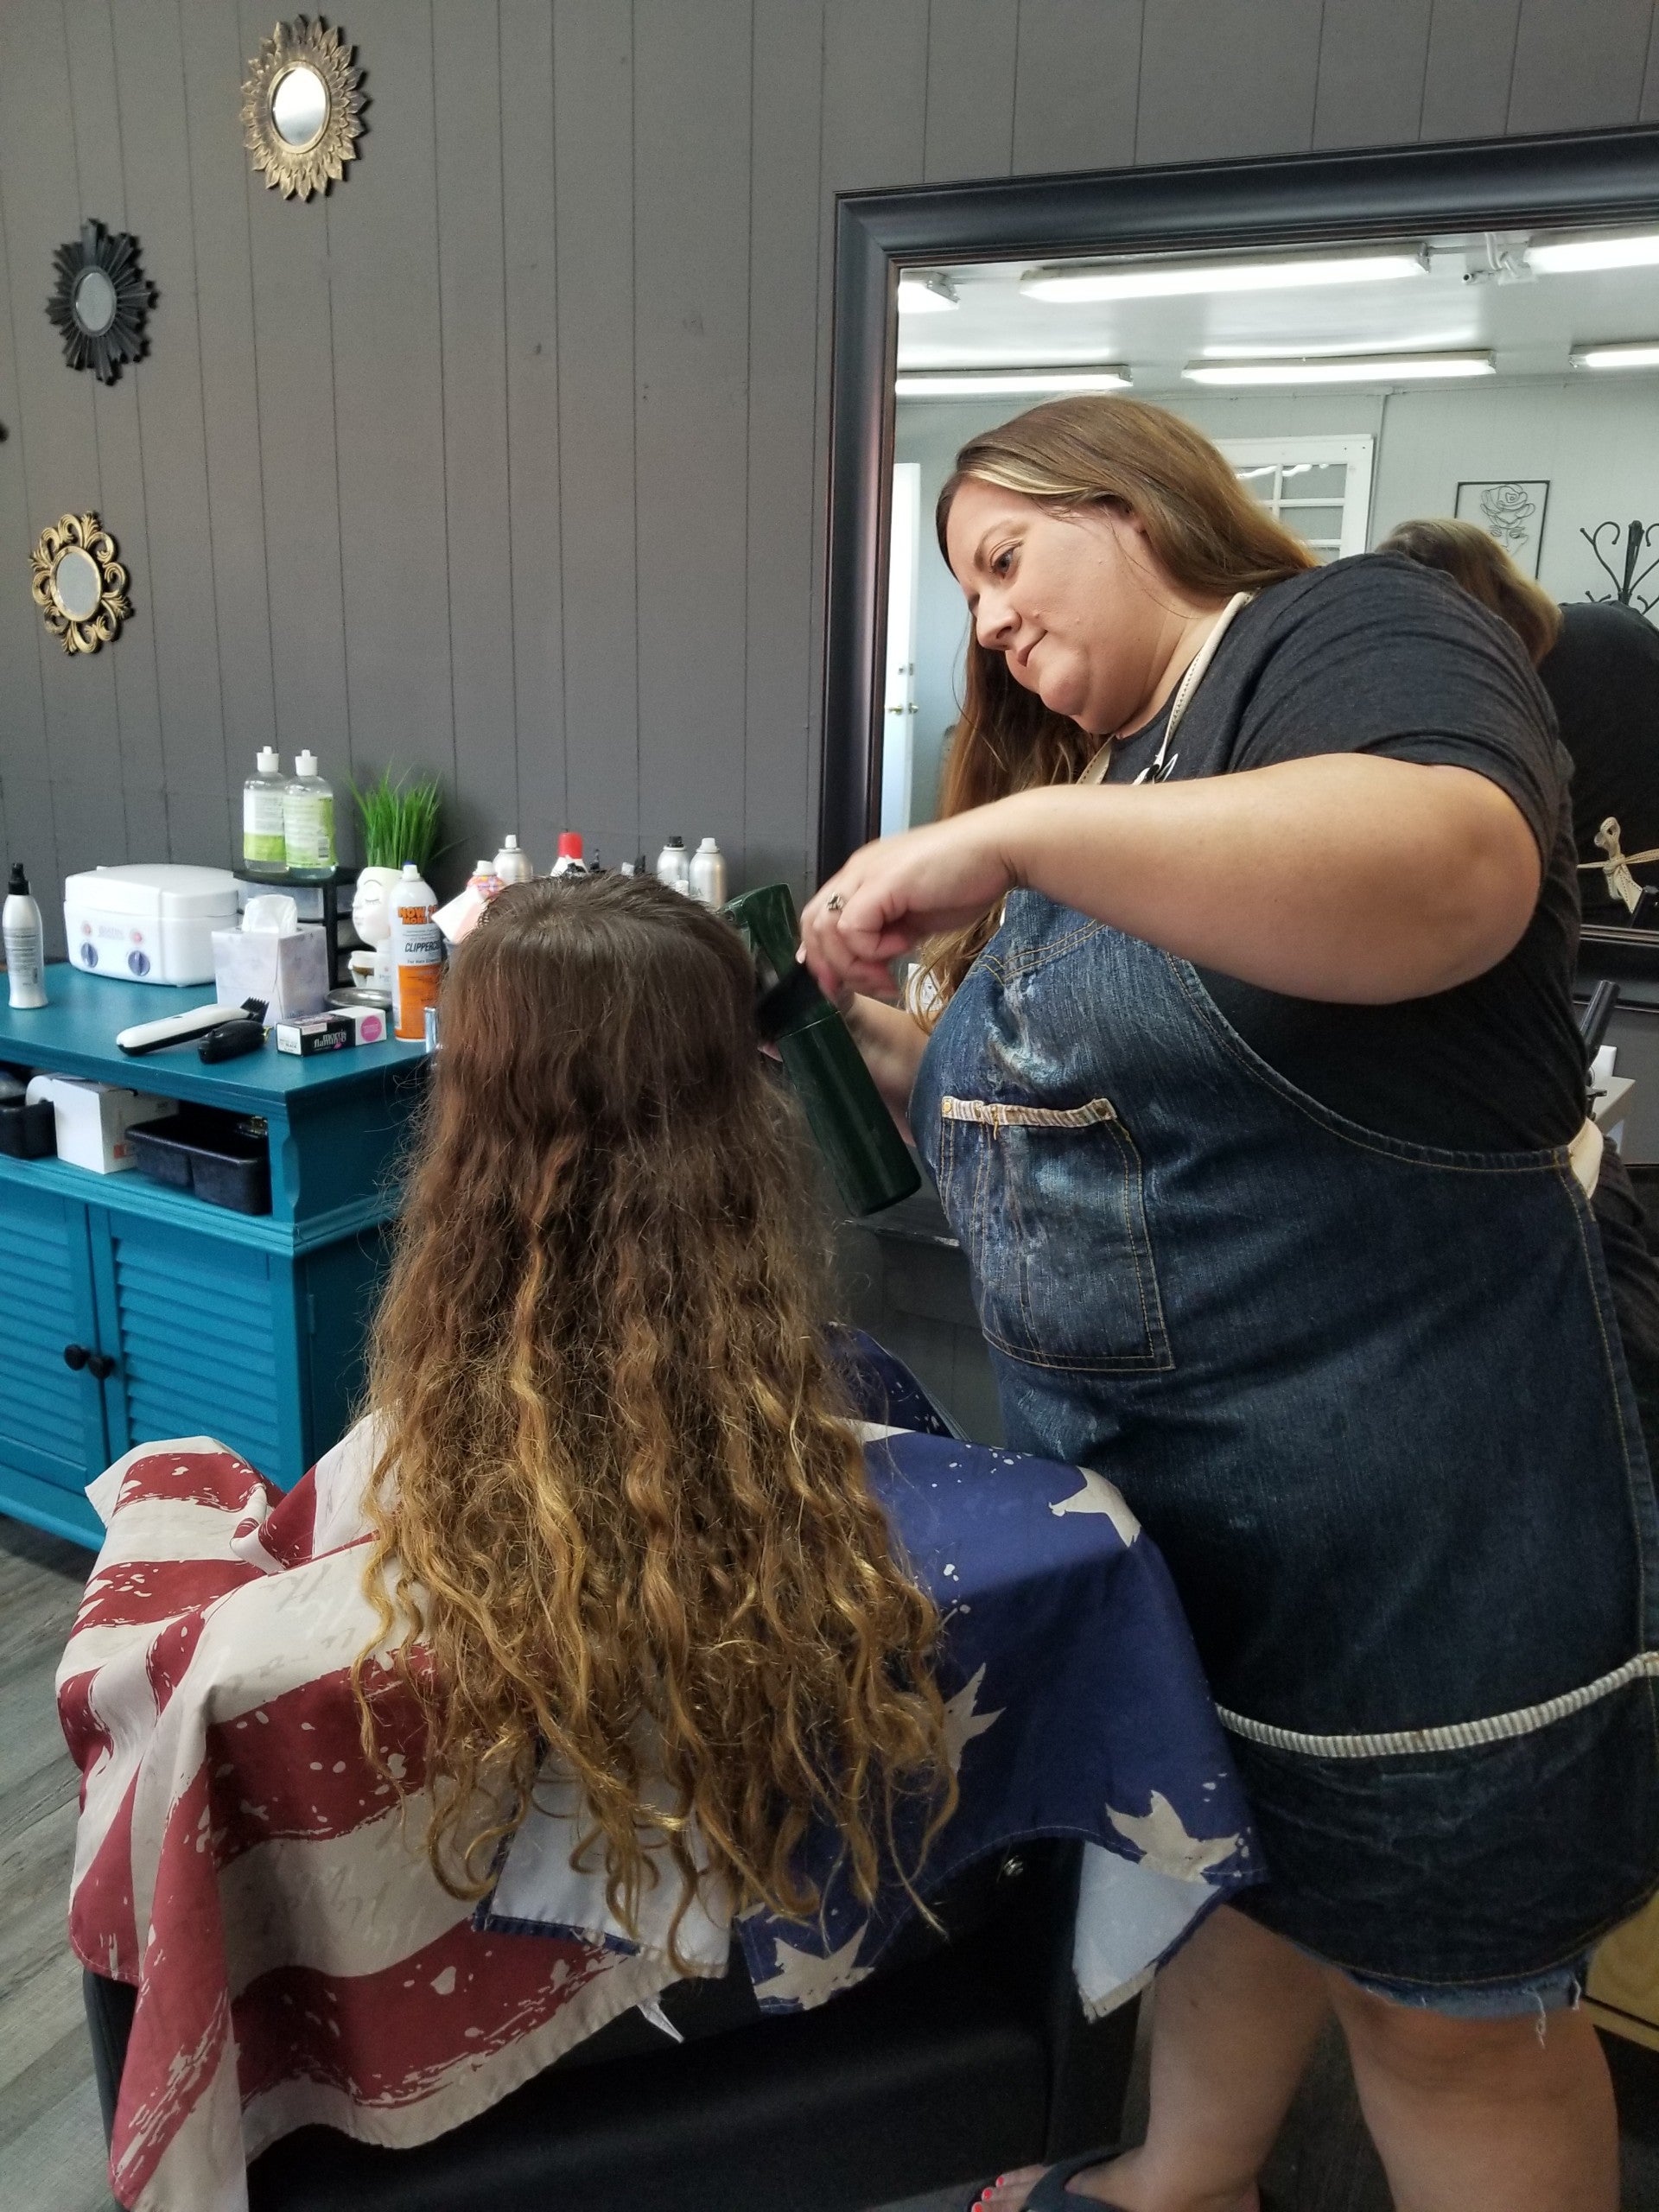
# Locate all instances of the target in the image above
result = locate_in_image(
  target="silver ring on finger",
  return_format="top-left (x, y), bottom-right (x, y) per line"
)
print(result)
top-left (825, 893), bottom-right (845, 912)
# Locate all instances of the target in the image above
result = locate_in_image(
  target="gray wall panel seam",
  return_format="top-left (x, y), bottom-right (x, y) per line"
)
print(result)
top-left (429, 0), bottom-right (460, 797)
top-left (106, 0), bottom-right (172, 858)
top-left (171, 0), bottom-right (234, 861)
top-left (0, 134), bottom-right (60, 881)
top-left (321, 194), bottom-right (353, 779)
top-left (496, 0), bottom-right (518, 830)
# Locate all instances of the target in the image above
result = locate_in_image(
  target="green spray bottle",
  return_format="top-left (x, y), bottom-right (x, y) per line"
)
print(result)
top-left (724, 882), bottom-right (920, 1218)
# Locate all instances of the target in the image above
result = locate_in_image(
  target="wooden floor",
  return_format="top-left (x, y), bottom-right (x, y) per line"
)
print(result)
top-left (0, 1514), bottom-right (111, 2212)
top-left (8, 1510), bottom-right (1659, 2212)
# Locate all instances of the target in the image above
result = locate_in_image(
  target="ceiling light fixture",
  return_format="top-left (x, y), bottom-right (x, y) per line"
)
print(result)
top-left (1183, 351), bottom-right (1493, 386)
top-left (895, 365), bottom-right (1132, 397)
top-left (1529, 232), bottom-right (1659, 274)
top-left (1570, 340), bottom-right (1659, 370)
top-left (1020, 248), bottom-right (1426, 303)
top-left (896, 272), bottom-right (959, 314)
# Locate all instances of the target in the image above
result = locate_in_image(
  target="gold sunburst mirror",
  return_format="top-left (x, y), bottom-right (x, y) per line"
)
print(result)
top-left (29, 514), bottom-right (130, 655)
top-left (242, 17), bottom-right (364, 200)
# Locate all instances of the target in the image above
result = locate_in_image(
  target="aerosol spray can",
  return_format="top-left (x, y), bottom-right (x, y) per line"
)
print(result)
top-left (655, 836), bottom-right (690, 894)
top-left (689, 837), bottom-right (728, 909)
top-left (391, 862), bottom-right (442, 1042)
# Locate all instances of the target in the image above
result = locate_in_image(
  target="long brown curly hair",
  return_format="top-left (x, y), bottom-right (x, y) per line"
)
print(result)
top-left (918, 396), bottom-right (1317, 1009)
top-left (353, 873), bottom-right (952, 1955)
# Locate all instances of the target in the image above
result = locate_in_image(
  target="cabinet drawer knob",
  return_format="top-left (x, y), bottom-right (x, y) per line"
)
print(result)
top-left (63, 1344), bottom-right (116, 1380)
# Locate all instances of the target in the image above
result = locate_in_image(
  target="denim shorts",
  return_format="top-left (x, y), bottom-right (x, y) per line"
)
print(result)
top-left (1337, 1954), bottom-right (1592, 2021)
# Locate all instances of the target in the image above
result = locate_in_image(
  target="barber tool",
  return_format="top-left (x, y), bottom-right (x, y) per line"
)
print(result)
top-left (198, 1007), bottom-right (270, 1064)
top-left (724, 881), bottom-right (920, 1217)
top-left (118, 1000), bottom-right (258, 1055)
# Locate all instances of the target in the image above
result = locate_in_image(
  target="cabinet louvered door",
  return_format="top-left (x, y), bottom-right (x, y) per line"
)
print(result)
top-left (91, 1215), bottom-right (292, 1485)
top-left (0, 1184), bottom-right (108, 1498)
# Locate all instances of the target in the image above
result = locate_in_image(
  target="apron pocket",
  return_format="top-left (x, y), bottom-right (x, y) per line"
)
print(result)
top-left (938, 1096), bottom-right (1173, 1375)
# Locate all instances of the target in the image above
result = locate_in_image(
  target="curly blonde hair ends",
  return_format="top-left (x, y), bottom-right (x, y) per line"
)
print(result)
top-left (355, 874), bottom-right (950, 1949)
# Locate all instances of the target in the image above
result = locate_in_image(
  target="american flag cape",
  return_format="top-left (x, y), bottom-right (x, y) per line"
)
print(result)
top-left (57, 1338), bottom-right (1258, 2212)
top-left (56, 1430), bottom-right (683, 2212)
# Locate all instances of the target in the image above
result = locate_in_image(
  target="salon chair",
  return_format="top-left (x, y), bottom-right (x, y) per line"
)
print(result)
top-left (84, 1839), bottom-right (1138, 2212)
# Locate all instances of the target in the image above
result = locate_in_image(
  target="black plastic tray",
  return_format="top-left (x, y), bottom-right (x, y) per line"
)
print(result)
top-left (126, 1109), bottom-right (270, 1216)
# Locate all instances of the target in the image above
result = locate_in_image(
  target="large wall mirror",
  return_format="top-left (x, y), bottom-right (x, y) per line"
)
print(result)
top-left (822, 127), bottom-right (1659, 993)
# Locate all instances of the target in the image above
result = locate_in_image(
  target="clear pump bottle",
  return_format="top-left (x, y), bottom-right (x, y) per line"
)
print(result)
top-left (283, 752), bottom-right (336, 880)
top-left (242, 748), bottom-right (287, 877)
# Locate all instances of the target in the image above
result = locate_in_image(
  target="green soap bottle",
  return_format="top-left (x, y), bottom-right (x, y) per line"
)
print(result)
top-left (283, 750), bottom-right (336, 881)
top-left (724, 881), bottom-right (920, 1219)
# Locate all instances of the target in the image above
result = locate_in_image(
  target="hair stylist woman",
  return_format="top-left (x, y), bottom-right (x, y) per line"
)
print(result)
top-left (801, 399), bottom-right (1659, 2212)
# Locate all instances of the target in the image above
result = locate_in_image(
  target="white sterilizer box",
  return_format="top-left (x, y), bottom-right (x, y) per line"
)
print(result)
top-left (63, 864), bottom-right (241, 986)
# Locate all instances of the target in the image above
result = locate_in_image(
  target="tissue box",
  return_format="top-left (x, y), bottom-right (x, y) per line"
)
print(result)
top-left (25, 1076), bottom-right (175, 1174)
top-left (212, 923), bottom-right (330, 1022)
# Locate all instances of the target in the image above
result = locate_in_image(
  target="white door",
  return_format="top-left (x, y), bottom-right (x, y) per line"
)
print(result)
top-left (880, 463), bottom-right (922, 837)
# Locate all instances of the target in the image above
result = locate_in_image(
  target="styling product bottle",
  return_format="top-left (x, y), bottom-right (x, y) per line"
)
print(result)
top-left (3, 865), bottom-right (47, 1009)
top-left (242, 748), bottom-right (287, 878)
top-left (493, 834), bottom-right (533, 885)
top-left (467, 858), bottom-right (503, 902)
top-left (689, 836), bottom-right (728, 910)
top-left (656, 836), bottom-right (690, 894)
top-left (283, 752), bottom-right (336, 881)
top-left (391, 861), bottom-right (442, 1042)
top-left (550, 833), bottom-right (589, 879)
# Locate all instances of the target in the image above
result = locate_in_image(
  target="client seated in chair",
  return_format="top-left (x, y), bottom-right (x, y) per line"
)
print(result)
top-left (353, 871), bottom-right (956, 1953)
top-left (61, 874), bottom-right (1252, 2212)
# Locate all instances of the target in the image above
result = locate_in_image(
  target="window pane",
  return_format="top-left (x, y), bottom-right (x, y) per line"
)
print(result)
top-left (1276, 463), bottom-right (1348, 499)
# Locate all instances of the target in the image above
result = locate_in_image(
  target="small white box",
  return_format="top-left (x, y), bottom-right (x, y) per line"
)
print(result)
top-left (212, 923), bottom-right (330, 1022)
top-left (64, 865), bottom-right (240, 987)
top-left (25, 1076), bottom-right (175, 1173)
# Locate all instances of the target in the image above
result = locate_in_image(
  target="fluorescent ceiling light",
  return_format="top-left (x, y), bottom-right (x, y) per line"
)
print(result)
top-left (1184, 351), bottom-right (1493, 386)
top-left (1571, 340), bottom-right (1659, 370)
top-left (1530, 232), bottom-right (1659, 274)
top-left (1021, 250), bottom-right (1425, 303)
top-left (895, 365), bottom-right (1131, 397)
top-left (897, 273), bottom-right (958, 314)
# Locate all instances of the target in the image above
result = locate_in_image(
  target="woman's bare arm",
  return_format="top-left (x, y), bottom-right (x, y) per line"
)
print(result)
top-left (803, 754), bottom-right (1542, 1007)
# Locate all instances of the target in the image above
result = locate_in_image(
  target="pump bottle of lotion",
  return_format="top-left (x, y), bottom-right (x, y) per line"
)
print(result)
top-left (3, 865), bottom-right (46, 1009)
top-left (391, 862), bottom-right (443, 1041)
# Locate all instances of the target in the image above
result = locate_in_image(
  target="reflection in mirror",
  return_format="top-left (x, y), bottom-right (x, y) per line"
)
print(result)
top-left (72, 267), bottom-right (118, 337)
top-left (883, 221), bottom-right (1659, 913)
top-left (271, 63), bottom-right (328, 149)
top-left (52, 548), bottom-right (103, 623)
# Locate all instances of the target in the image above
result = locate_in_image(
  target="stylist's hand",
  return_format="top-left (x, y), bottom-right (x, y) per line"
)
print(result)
top-left (799, 803), bottom-right (1020, 997)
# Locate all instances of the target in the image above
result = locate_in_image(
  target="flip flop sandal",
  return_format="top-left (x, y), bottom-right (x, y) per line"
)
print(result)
top-left (966, 2148), bottom-right (1286, 2212)
top-left (964, 2145), bottom-right (1130, 2212)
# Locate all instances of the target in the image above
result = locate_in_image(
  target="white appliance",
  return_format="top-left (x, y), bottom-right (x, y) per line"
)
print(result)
top-left (63, 864), bottom-right (241, 987)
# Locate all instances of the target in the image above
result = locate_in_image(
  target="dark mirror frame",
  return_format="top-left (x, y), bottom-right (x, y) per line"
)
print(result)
top-left (819, 124), bottom-right (1659, 883)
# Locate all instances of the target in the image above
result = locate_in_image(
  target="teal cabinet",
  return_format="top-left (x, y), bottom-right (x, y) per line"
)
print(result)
top-left (0, 971), bottom-right (425, 1548)
top-left (0, 1184), bottom-right (108, 1527)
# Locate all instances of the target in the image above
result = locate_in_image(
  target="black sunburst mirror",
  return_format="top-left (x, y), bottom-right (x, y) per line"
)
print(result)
top-left (48, 220), bottom-right (153, 385)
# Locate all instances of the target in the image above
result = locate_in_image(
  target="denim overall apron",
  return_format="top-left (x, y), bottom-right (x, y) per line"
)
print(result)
top-left (909, 618), bottom-right (1659, 1989)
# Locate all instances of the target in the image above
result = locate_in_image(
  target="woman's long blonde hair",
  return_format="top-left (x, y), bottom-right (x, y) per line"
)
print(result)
top-left (919, 397), bottom-right (1317, 1007)
top-left (354, 874), bottom-right (952, 1953)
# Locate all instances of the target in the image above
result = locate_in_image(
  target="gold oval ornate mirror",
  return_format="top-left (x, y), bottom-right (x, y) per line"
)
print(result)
top-left (242, 17), bottom-right (364, 200)
top-left (29, 514), bottom-right (130, 654)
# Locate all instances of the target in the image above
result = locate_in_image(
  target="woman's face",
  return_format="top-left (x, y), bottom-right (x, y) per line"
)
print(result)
top-left (943, 477), bottom-right (1205, 738)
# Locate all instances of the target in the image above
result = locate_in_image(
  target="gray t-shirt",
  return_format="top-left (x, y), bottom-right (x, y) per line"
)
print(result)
top-left (1104, 553), bottom-right (1584, 1151)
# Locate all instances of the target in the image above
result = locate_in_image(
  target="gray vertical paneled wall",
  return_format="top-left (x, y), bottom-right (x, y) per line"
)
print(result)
top-left (1, 0), bottom-right (1657, 948)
